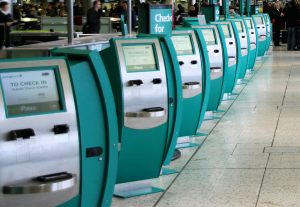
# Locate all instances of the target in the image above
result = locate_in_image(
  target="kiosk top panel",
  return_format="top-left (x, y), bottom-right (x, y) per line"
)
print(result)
top-left (123, 45), bottom-right (158, 72)
top-left (221, 24), bottom-right (231, 38)
top-left (0, 68), bottom-right (63, 117)
top-left (254, 16), bottom-right (264, 24)
top-left (202, 29), bottom-right (217, 45)
top-left (235, 21), bottom-right (244, 32)
top-left (171, 34), bottom-right (194, 55)
top-left (245, 19), bottom-right (253, 29)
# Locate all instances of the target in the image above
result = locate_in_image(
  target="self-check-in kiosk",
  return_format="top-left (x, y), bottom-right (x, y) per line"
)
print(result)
top-left (0, 50), bottom-right (119, 207)
top-left (252, 14), bottom-right (267, 57)
top-left (192, 25), bottom-right (227, 113)
top-left (100, 37), bottom-right (182, 198)
top-left (244, 17), bottom-right (258, 70)
top-left (230, 19), bottom-right (250, 80)
top-left (211, 21), bottom-right (239, 95)
top-left (263, 13), bottom-right (272, 53)
top-left (168, 29), bottom-right (210, 148)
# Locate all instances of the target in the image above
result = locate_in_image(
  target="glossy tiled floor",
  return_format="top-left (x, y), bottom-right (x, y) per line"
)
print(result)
top-left (112, 46), bottom-right (300, 207)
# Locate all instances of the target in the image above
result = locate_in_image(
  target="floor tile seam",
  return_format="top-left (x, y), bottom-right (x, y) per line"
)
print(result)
top-left (255, 60), bottom-right (293, 207)
top-left (153, 56), bottom-right (268, 207)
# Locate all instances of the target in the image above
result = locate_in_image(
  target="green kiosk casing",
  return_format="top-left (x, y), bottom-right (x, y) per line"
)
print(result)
top-left (252, 14), bottom-right (267, 57)
top-left (211, 21), bottom-right (239, 94)
top-left (230, 18), bottom-right (250, 79)
top-left (192, 25), bottom-right (228, 112)
top-left (263, 13), bottom-right (272, 53)
top-left (244, 17), bottom-right (259, 70)
top-left (171, 29), bottom-right (210, 137)
top-left (100, 37), bottom-right (182, 194)
top-left (160, 28), bottom-right (211, 155)
top-left (0, 50), bottom-right (118, 207)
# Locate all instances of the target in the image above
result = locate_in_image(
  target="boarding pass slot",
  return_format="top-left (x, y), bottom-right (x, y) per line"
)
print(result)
top-left (3, 173), bottom-right (76, 194)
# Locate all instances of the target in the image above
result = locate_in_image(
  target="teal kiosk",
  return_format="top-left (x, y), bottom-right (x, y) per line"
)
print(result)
top-left (192, 25), bottom-right (228, 116)
top-left (230, 18), bottom-right (250, 80)
top-left (252, 14), bottom-right (267, 57)
top-left (211, 21), bottom-right (239, 97)
top-left (0, 50), bottom-right (119, 207)
top-left (100, 13), bottom-right (184, 196)
top-left (100, 4), bottom-right (183, 197)
top-left (244, 17), bottom-right (258, 71)
top-left (263, 13), bottom-right (272, 53)
top-left (169, 29), bottom-right (210, 149)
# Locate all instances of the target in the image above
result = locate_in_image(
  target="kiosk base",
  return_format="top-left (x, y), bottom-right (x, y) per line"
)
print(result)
top-left (176, 136), bottom-right (200, 149)
top-left (231, 92), bottom-right (240, 96)
top-left (222, 93), bottom-right (237, 101)
top-left (114, 181), bottom-right (164, 198)
top-left (194, 132), bottom-right (208, 137)
top-left (204, 111), bottom-right (222, 121)
top-left (161, 168), bottom-right (179, 176)
top-left (236, 79), bottom-right (248, 85)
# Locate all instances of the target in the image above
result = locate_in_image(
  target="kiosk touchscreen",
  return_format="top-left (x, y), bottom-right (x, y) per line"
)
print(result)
top-left (252, 14), bottom-right (267, 57)
top-left (212, 21), bottom-right (239, 94)
top-left (244, 17), bottom-right (258, 70)
top-left (100, 37), bottom-right (182, 197)
top-left (0, 52), bottom-right (119, 207)
top-left (230, 19), bottom-right (249, 80)
top-left (170, 30), bottom-right (210, 145)
top-left (192, 25), bottom-right (226, 112)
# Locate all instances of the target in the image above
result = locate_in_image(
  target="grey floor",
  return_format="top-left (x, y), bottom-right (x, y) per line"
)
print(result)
top-left (112, 47), bottom-right (300, 207)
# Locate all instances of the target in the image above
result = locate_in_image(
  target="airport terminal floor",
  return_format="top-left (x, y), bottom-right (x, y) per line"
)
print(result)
top-left (112, 47), bottom-right (300, 207)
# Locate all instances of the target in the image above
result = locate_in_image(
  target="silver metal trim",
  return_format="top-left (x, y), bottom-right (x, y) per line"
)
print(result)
top-left (182, 83), bottom-right (201, 90)
top-left (125, 110), bottom-right (166, 118)
top-left (172, 30), bottom-right (203, 99)
top-left (3, 174), bottom-right (77, 195)
top-left (114, 39), bottom-right (168, 129)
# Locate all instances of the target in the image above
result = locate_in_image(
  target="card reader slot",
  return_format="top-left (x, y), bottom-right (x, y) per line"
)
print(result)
top-left (228, 56), bottom-right (236, 59)
top-left (251, 32), bottom-right (255, 34)
top-left (53, 124), bottom-right (69, 135)
top-left (183, 82), bottom-right (201, 90)
top-left (125, 107), bottom-right (166, 118)
top-left (8, 128), bottom-right (35, 141)
top-left (210, 67), bottom-right (222, 70)
top-left (128, 79), bottom-right (143, 86)
top-left (190, 60), bottom-right (198, 64)
top-left (214, 49), bottom-right (219, 53)
top-left (179, 61), bottom-right (184, 66)
top-left (3, 173), bottom-right (76, 194)
top-left (229, 42), bottom-right (234, 45)
top-left (152, 78), bottom-right (162, 84)
top-left (35, 172), bottom-right (73, 182)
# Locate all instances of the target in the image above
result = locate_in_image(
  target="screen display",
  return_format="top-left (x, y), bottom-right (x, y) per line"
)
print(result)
top-left (123, 45), bottom-right (157, 72)
top-left (171, 35), bottom-right (194, 55)
top-left (0, 69), bottom-right (62, 116)
top-left (245, 19), bottom-right (253, 29)
top-left (235, 22), bottom-right (243, 32)
top-left (221, 25), bottom-right (231, 38)
top-left (202, 29), bottom-right (216, 45)
top-left (254, 16), bottom-right (263, 25)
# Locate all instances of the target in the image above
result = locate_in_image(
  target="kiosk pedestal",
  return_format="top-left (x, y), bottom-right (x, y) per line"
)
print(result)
top-left (230, 19), bottom-right (250, 81)
top-left (100, 36), bottom-right (182, 198)
top-left (244, 17), bottom-right (258, 71)
top-left (192, 25), bottom-right (227, 120)
top-left (252, 14), bottom-right (267, 57)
